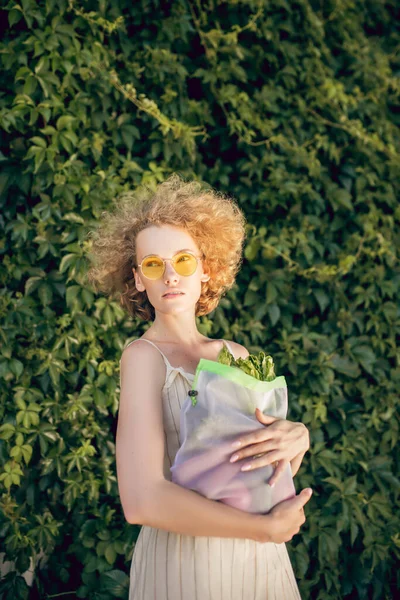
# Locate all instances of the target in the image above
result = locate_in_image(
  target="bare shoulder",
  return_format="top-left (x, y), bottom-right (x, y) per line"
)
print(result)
top-left (120, 338), bottom-right (166, 389)
top-left (121, 338), bottom-right (153, 368)
top-left (227, 340), bottom-right (250, 360)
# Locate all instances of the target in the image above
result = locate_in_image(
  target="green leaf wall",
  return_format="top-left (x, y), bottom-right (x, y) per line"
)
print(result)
top-left (0, 1), bottom-right (399, 598)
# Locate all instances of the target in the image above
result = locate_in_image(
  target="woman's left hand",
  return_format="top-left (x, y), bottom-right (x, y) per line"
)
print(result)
top-left (229, 408), bottom-right (309, 485)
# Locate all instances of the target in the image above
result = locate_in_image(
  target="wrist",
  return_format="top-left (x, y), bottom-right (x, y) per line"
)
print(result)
top-left (252, 513), bottom-right (272, 544)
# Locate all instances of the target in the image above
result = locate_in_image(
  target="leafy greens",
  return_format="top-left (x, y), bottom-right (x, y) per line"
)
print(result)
top-left (217, 345), bottom-right (276, 381)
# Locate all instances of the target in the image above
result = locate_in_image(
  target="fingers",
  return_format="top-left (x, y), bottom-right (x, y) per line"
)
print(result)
top-left (284, 501), bottom-right (307, 541)
top-left (230, 438), bottom-right (278, 462)
top-left (239, 450), bottom-right (283, 472)
top-left (255, 409), bottom-right (279, 425)
top-left (294, 488), bottom-right (313, 509)
top-left (268, 492), bottom-right (311, 543)
top-left (267, 460), bottom-right (287, 487)
top-left (231, 427), bottom-right (275, 450)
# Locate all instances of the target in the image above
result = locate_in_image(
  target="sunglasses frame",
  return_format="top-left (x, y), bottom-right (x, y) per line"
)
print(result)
top-left (136, 250), bottom-right (204, 280)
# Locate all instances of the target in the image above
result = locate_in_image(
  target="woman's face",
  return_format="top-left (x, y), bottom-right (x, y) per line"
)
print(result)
top-left (132, 224), bottom-right (210, 316)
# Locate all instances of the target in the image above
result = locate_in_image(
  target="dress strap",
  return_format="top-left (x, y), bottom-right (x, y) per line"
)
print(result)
top-left (121, 338), bottom-right (193, 388)
top-left (221, 339), bottom-right (235, 359)
top-left (123, 338), bottom-right (172, 371)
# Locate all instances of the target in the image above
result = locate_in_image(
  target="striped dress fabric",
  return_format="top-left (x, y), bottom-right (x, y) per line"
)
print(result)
top-left (124, 338), bottom-right (302, 600)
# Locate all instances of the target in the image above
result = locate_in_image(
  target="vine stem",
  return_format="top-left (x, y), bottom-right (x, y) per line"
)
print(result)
top-left (46, 592), bottom-right (78, 598)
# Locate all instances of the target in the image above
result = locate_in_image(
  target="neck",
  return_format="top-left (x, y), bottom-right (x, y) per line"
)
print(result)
top-left (146, 311), bottom-right (207, 346)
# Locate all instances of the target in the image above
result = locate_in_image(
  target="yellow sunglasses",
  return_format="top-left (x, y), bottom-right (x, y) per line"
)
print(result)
top-left (137, 250), bottom-right (203, 280)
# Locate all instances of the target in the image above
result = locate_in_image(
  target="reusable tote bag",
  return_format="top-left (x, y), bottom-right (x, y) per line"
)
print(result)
top-left (171, 359), bottom-right (296, 514)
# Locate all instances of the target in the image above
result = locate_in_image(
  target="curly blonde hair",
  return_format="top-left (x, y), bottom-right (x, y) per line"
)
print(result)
top-left (86, 174), bottom-right (247, 321)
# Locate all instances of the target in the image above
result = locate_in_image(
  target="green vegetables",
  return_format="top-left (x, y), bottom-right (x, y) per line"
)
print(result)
top-left (217, 345), bottom-right (276, 381)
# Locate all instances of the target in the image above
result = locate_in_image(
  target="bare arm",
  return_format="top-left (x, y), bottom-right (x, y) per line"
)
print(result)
top-left (116, 341), bottom-right (268, 542)
top-left (136, 478), bottom-right (267, 541)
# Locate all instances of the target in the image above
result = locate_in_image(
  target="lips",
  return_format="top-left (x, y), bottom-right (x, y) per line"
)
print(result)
top-left (163, 291), bottom-right (185, 297)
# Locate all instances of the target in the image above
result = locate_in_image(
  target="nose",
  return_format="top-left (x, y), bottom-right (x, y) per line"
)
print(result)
top-left (163, 260), bottom-right (179, 284)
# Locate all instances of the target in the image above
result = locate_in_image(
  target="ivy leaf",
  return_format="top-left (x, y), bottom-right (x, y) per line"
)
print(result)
top-left (350, 521), bottom-right (359, 546)
top-left (104, 544), bottom-right (117, 565)
top-left (335, 189), bottom-right (353, 211)
top-left (59, 253), bottom-right (78, 274)
top-left (352, 345), bottom-right (376, 375)
top-left (25, 276), bottom-right (43, 295)
top-left (56, 115), bottom-right (76, 130)
top-left (8, 8), bottom-right (23, 27)
top-left (99, 570), bottom-right (129, 598)
top-left (314, 289), bottom-right (330, 312)
top-left (330, 355), bottom-right (361, 378)
top-left (30, 136), bottom-right (47, 148)
top-left (267, 304), bottom-right (280, 326)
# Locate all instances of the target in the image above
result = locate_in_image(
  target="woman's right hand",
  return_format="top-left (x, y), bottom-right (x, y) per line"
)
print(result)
top-left (258, 488), bottom-right (313, 544)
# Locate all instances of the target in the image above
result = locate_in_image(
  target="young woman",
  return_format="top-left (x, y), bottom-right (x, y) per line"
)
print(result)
top-left (87, 175), bottom-right (311, 599)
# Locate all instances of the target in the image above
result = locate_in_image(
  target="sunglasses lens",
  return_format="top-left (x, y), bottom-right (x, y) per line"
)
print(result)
top-left (141, 256), bottom-right (164, 279)
top-left (173, 252), bottom-right (198, 276)
top-left (140, 252), bottom-right (199, 279)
